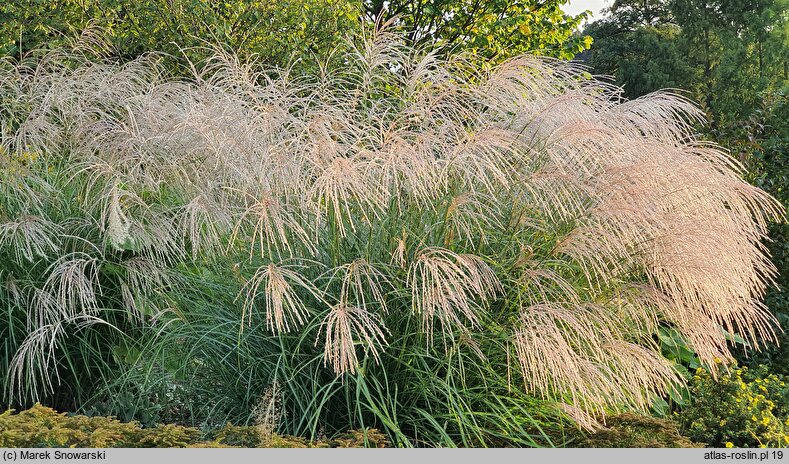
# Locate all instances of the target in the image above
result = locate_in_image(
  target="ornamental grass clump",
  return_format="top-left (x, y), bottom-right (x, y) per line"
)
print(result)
top-left (0, 29), bottom-right (783, 441)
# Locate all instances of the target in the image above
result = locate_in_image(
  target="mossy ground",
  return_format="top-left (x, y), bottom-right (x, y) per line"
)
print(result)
top-left (570, 414), bottom-right (702, 448)
top-left (0, 404), bottom-right (387, 448)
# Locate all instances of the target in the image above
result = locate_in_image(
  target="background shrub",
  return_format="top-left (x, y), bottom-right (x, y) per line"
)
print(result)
top-left (679, 364), bottom-right (789, 448)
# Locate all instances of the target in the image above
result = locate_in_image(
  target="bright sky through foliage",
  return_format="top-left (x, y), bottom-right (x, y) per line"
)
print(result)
top-left (562, 0), bottom-right (610, 21)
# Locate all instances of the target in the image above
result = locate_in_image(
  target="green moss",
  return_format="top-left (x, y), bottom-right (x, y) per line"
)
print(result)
top-left (572, 413), bottom-right (701, 448)
top-left (211, 424), bottom-right (262, 447)
top-left (331, 429), bottom-right (389, 448)
top-left (0, 404), bottom-right (147, 448)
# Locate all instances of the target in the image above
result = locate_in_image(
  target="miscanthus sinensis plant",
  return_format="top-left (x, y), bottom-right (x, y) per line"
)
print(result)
top-left (0, 30), bottom-right (783, 438)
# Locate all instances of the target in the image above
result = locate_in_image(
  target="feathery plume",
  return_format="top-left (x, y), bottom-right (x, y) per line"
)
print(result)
top-left (408, 247), bottom-right (502, 336)
top-left (241, 263), bottom-right (322, 334)
top-left (317, 303), bottom-right (388, 375)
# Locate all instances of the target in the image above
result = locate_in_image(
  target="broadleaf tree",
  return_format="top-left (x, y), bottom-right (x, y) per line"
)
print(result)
top-left (364, 0), bottom-right (593, 61)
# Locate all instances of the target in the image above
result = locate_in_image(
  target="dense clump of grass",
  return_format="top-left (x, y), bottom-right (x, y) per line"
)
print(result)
top-left (0, 29), bottom-right (783, 445)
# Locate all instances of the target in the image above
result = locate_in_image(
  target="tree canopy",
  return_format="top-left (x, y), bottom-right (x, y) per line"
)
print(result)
top-left (0, 0), bottom-right (361, 70)
top-left (0, 1), bottom-right (593, 69)
top-left (364, 0), bottom-right (592, 61)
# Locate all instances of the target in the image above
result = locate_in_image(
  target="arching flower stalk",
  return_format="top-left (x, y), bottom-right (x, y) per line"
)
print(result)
top-left (241, 263), bottom-right (323, 334)
top-left (408, 247), bottom-right (503, 337)
top-left (317, 303), bottom-right (388, 375)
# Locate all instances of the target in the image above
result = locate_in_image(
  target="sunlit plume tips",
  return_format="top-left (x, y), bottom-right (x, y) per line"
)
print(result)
top-left (317, 303), bottom-right (388, 375)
